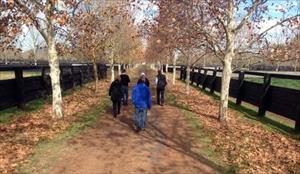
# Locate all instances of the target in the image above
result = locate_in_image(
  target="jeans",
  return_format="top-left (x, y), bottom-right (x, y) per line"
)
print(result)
top-left (121, 85), bottom-right (129, 105)
top-left (134, 108), bottom-right (147, 129)
top-left (112, 100), bottom-right (121, 117)
top-left (157, 88), bottom-right (165, 105)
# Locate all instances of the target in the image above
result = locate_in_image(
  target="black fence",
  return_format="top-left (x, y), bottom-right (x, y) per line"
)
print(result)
top-left (178, 66), bottom-right (300, 132)
top-left (0, 63), bottom-right (107, 110)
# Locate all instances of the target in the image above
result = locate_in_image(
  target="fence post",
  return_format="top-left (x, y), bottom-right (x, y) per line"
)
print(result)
top-left (180, 67), bottom-right (183, 80)
top-left (202, 69), bottom-right (208, 89)
top-left (236, 71), bottom-right (245, 105)
top-left (258, 74), bottom-right (271, 117)
top-left (79, 67), bottom-right (83, 86)
top-left (210, 70), bottom-right (217, 94)
top-left (41, 67), bottom-right (50, 96)
top-left (196, 68), bottom-right (202, 87)
top-left (14, 68), bottom-right (25, 109)
top-left (295, 104), bottom-right (300, 133)
top-left (190, 67), bottom-right (195, 85)
top-left (71, 66), bottom-right (76, 88)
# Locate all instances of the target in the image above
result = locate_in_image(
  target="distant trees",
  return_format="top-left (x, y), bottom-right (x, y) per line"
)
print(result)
top-left (146, 0), bottom-right (299, 120)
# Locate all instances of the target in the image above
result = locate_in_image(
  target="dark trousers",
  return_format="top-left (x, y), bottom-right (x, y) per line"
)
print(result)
top-left (121, 85), bottom-right (129, 105)
top-left (112, 100), bottom-right (121, 117)
top-left (157, 88), bottom-right (165, 105)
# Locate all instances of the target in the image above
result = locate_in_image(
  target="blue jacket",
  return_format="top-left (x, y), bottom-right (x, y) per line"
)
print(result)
top-left (132, 83), bottom-right (152, 109)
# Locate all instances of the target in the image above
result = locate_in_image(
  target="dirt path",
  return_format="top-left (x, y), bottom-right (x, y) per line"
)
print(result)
top-left (43, 68), bottom-right (221, 174)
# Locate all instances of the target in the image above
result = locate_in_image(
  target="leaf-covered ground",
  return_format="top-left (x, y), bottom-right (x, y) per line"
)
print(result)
top-left (0, 81), bottom-right (110, 174)
top-left (169, 81), bottom-right (300, 174)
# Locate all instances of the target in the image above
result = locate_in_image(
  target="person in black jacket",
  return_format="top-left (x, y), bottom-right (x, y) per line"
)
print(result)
top-left (109, 76), bottom-right (123, 118)
top-left (120, 69), bottom-right (131, 105)
top-left (156, 70), bottom-right (167, 106)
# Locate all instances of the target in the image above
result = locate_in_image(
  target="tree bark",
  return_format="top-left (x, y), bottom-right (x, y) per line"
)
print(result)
top-left (219, 0), bottom-right (235, 121)
top-left (173, 54), bottom-right (177, 85)
top-left (185, 57), bottom-right (191, 94)
top-left (48, 33), bottom-right (63, 119)
top-left (110, 52), bottom-right (115, 82)
top-left (93, 58), bottom-right (99, 93)
top-left (118, 64), bottom-right (121, 75)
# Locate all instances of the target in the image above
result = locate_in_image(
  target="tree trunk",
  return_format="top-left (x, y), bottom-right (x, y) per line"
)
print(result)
top-left (110, 52), bottom-right (115, 82)
top-left (185, 57), bottom-right (191, 94)
top-left (48, 34), bottom-right (63, 119)
top-left (173, 56), bottom-right (177, 85)
top-left (93, 59), bottom-right (98, 93)
top-left (294, 58), bottom-right (298, 72)
top-left (166, 63), bottom-right (169, 74)
top-left (219, 0), bottom-right (235, 121)
top-left (158, 61), bottom-right (161, 70)
top-left (118, 64), bottom-right (121, 75)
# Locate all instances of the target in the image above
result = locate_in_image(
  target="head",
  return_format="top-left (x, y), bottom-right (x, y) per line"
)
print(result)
top-left (137, 78), bottom-right (144, 84)
top-left (140, 72), bottom-right (146, 77)
top-left (122, 69), bottom-right (126, 73)
top-left (157, 70), bottom-right (162, 75)
top-left (115, 75), bottom-right (120, 81)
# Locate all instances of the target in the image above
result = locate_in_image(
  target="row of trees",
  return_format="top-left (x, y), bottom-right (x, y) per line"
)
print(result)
top-left (0, 0), bottom-right (143, 118)
top-left (145, 0), bottom-right (299, 120)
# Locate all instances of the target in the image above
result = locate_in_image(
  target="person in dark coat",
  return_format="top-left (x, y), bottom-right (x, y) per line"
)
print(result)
top-left (109, 76), bottom-right (123, 118)
top-left (155, 70), bottom-right (167, 106)
top-left (120, 69), bottom-right (131, 105)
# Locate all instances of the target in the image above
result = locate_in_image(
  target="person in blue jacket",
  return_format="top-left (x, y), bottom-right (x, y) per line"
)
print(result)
top-left (132, 78), bottom-right (152, 132)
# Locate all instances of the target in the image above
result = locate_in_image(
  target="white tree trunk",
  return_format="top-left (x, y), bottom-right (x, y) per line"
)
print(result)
top-left (219, 1), bottom-right (235, 121)
top-left (166, 63), bottom-right (169, 74)
top-left (118, 64), bottom-right (121, 75)
top-left (173, 55), bottom-right (177, 85)
top-left (110, 52), bottom-right (115, 82)
top-left (93, 60), bottom-right (99, 93)
top-left (158, 61), bottom-right (161, 70)
top-left (48, 35), bottom-right (63, 118)
top-left (185, 57), bottom-right (191, 94)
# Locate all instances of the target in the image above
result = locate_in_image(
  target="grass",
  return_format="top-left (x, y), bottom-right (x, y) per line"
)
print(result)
top-left (0, 99), bottom-right (46, 124)
top-left (166, 92), bottom-right (238, 173)
top-left (19, 97), bottom-right (111, 174)
top-left (0, 83), bottom-right (90, 124)
top-left (187, 82), bottom-right (300, 140)
top-left (245, 77), bottom-right (300, 90)
top-left (0, 71), bottom-right (41, 80)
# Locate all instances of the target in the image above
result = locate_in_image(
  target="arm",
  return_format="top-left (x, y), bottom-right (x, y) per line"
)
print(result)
top-left (147, 89), bottom-right (152, 109)
top-left (109, 83), bottom-right (113, 96)
top-left (155, 77), bottom-right (158, 85)
top-left (127, 75), bottom-right (131, 83)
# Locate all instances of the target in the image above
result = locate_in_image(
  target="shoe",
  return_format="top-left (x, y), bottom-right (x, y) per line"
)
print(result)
top-left (136, 126), bottom-right (141, 133)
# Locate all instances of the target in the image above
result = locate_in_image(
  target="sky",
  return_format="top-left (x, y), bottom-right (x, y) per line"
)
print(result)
top-left (18, 0), bottom-right (299, 52)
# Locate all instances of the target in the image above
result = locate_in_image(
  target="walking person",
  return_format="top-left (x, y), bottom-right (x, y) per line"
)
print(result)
top-left (132, 79), bottom-right (152, 132)
top-left (109, 76), bottom-right (123, 118)
top-left (156, 70), bottom-right (167, 106)
top-left (120, 69), bottom-right (131, 105)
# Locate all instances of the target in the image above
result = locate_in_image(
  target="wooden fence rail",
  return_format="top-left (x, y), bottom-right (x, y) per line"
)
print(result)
top-left (0, 63), bottom-right (107, 111)
top-left (176, 66), bottom-right (300, 132)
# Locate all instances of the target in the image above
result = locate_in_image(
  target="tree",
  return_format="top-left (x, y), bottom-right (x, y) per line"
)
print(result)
top-left (146, 0), bottom-right (299, 120)
top-left (1, 0), bottom-right (83, 118)
top-left (198, 0), bottom-right (299, 120)
top-left (19, 26), bottom-right (46, 64)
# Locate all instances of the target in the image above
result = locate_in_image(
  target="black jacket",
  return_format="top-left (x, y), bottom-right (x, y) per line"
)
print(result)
top-left (120, 73), bottom-right (131, 86)
top-left (156, 74), bottom-right (167, 89)
top-left (109, 80), bottom-right (123, 101)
